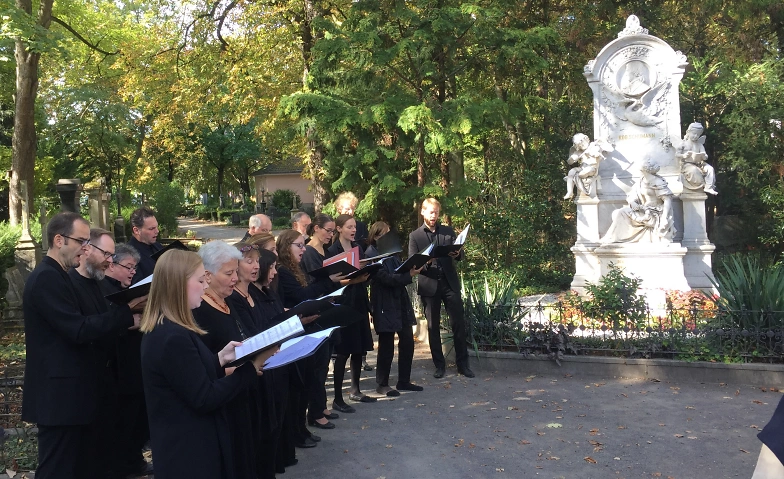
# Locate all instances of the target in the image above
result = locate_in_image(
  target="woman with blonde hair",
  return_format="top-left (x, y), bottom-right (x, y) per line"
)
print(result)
top-left (140, 249), bottom-right (275, 479)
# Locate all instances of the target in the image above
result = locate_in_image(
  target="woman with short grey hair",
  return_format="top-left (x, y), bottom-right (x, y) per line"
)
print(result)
top-left (194, 240), bottom-right (263, 479)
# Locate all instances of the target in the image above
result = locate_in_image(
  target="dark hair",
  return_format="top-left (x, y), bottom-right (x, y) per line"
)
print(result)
top-left (306, 213), bottom-right (333, 237)
top-left (130, 207), bottom-right (156, 229)
top-left (332, 214), bottom-right (355, 245)
top-left (276, 229), bottom-right (308, 286)
top-left (367, 221), bottom-right (389, 247)
top-left (257, 248), bottom-right (278, 288)
top-left (47, 212), bottom-right (88, 247)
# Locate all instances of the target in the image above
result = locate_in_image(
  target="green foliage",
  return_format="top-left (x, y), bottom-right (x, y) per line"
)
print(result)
top-left (582, 264), bottom-right (649, 330)
top-left (709, 254), bottom-right (784, 329)
top-left (271, 189), bottom-right (299, 211)
top-left (150, 180), bottom-right (185, 237)
top-left (1, 430), bottom-right (37, 471)
top-left (462, 274), bottom-right (529, 351)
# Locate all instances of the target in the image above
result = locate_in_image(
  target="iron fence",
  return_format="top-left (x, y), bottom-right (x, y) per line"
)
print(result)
top-left (461, 301), bottom-right (784, 364)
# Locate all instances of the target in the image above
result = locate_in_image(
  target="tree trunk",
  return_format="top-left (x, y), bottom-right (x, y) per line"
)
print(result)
top-left (217, 166), bottom-right (225, 208)
top-left (10, 0), bottom-right (53, 225)
top-left (307, 126), bottom-right (328, 211)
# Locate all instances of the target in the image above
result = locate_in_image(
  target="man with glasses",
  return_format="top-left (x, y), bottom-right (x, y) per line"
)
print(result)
top-left (291, 212), bottom-right (312, 239)
top-left (22, 213), bottom-right (145, 479)
top-left (127, 207), bottom-right (163, 283)
top-left (99, 242), bottom-right (152, 477)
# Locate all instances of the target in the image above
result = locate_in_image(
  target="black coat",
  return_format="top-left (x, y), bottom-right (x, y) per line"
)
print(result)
top-left (22, 256), bottom-right (133, 426)
top-left (759, 395), bottom-right (784, 465)
top-left (127, 237), bottom-right (163, 284)
top-left (366, 245), bottom-right (416, 334)
top-left (408, 223), bottom-right (462, 296)
top-left (276, 265), bottom-right (334, 309)
top-left (141, 318), bottom-right (258, 479)
top-left (326, 240), bottom-right (373, 354)
top-left (100, 277), bottom-right (145, 395)
top-left (301, 245), bottom-right (326, 282)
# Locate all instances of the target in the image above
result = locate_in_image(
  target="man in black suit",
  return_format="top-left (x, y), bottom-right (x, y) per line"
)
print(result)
top-left (127, 207), bottom-right (163, 283)
top-left (408, 198), bottom-right (474, 378)
top-left (22, 213), bottom-right (143, 479)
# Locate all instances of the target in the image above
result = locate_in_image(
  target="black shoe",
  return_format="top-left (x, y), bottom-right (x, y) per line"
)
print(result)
top-left (349, 393), bottom-right (377, 403)
top-left (363, 360), bottom-right (374, 371)
top-left (396, 382), bottom-right (424, 391)
top-left (308, 419), bottom-right (336, 429)
top-left (332, 401), bottom-right (356, 413)
top-left (324, 412), bottom-right (339, 420)
top-left (295, 437), bottom-right (317, 448)
top-left (433, 367), bottom-right (445, 379)
top-left (308, 432), bottom-right (321, 442)
top-left (458, 367), bottom-right (475, 378)
top-left (283, 458), bottom-right (299, 468)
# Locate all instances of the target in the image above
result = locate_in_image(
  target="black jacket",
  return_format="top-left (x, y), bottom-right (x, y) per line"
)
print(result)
top-left (276, 265), bottom-right (334, 309)
top-left (408, 223), bottom-right (462, 296)
top-left (366, 245), bottom-right (416, 334)
top-left (22, 256), bottom-right (133, 426)
top-left (141, 318), bottom-right (257, 479)
top-left (127, 237), bottom-right (163, 284)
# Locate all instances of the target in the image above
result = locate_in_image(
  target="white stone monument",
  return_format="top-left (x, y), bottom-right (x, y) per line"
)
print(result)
top-left (570, 15), bottom-right (716, 293)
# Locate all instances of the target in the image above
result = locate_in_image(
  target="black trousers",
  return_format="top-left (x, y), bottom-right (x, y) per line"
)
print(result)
top-left (422, 281), bottom-right (469, 370)
top-left (37, 424), bottom-right (98, 479)
top-left (376, 325), bottom-right (414, 387)
top-left (114, 392), bottom-right (149, 472)
top-left (305, 340), bottom-right (332, 422)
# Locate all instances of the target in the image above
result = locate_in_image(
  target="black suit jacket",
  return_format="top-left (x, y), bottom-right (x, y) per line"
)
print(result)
top-left (141, 318), bottom-right (257, 479)
top-left (22, 256), bottom-right (133, 426)
top-left (408, 223), bottom-right (462, 297)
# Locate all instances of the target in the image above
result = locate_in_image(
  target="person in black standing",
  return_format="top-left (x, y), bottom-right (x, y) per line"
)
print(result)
top-left (22, 213), bottom-right (142, 479)
top-left (408, 198), bottom-right (474, 379)
top-left (366, 222), bottom-right (424, 396)
top-left (327, 215), bottom-right (376, 410)
top-left (127, 207), bottom-right (163, 283)
top-left (69, 228), bottom-right (145, 478)
top-left (140, 249), bottom-right (275, 479)
top-left (100, 243), bottom-right (152, 477)
top-left (334, 192), bottom-right (373, 371)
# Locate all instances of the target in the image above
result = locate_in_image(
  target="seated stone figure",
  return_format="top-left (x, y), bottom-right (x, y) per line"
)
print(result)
top-left (676, 122), bottom-right (717, 195)
top-left (601, 160), bottom-right (674, 244)
top-left (564, 133), bottom-right (614, 199)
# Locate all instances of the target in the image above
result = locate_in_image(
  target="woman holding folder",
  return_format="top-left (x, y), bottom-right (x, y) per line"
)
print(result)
top-left (140, 249), bottom-right (274, 479)
top-left (192, 241), bottom-right (263, 479)
top-left (366, 222), bottom-right (424, 396)
top-left (327, 214), bottom-right (375, 411)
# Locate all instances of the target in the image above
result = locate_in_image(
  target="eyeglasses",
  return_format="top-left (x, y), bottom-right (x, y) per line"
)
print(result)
top-left (113, 261), bottom-right (137, 273)
top-left (291, 242), bottom-right (306, 249)
top-left (91, 243), bottom-right (114, 259)
top-left (61, 235), bottom-right (90, 247)
top-left (239, 244), bottom-right (259, 253)
top-left (321, 228), bottom-right (335, 235)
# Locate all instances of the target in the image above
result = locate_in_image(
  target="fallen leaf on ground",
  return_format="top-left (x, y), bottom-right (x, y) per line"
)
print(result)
top-left (519, 440), bottom-right (531, 445)
top-left (584, 456), bottom-right (597, 464)
top-left (547, 423), bottom-right (563, 428)
top-left (674, 434), bottom-right (684, 438)
top-left (740, 449), bottom-right (750, 454)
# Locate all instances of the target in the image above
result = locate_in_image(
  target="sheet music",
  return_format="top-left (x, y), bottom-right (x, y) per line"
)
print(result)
top-left (455, 224), bottom-right (470, 245)
top-left (319, 286), bottom-right (346, 300)
top-left (263, 327), bottom-right (339, 369)
top-left (131, 274), bottom-right (153, 288)
top-left (235, 316), bottom-right (304, 359)
top-left (422, 243), bottom-right (434, 256)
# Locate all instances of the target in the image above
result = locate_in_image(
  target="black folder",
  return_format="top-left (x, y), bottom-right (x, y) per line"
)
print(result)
top-left (393, 253), bottom-right (431, 274)
top-left (150, 240), bottom-right (189, 261)
top-left (105, 274), bottom-right (152, 305)
top-left (306, 261), bottom-right (358, 279)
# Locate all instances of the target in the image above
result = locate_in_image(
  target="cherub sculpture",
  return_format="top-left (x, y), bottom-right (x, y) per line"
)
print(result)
top-left (564, 133), bottom-right (614, 199)
top-left (601, 160), bottom-right (674, 244)
top-left (675, 122), bottom-right (717, 195)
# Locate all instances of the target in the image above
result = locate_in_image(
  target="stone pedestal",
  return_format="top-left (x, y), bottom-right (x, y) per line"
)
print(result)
top-left (680, 190), bottom-right (716, 291)
top-left (56, 179), bottom-right (81, 213)
top-left (87, 186), bottom-right (107, 228)
top-left (594, 243), bottom-right (690, 291)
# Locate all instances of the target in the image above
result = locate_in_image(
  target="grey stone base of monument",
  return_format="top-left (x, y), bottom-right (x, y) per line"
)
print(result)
top-left (470, 351), bottom-right (784, 388)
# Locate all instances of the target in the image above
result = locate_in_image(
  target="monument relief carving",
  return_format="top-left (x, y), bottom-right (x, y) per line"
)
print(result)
top-left (675, 122), bottom-right (717, 195)
top-left (564, 133), bottom-right (614, 199)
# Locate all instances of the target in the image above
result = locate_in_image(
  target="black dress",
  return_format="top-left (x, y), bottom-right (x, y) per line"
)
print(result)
top-left (193, 301), bottom-right (261, 479)
top-left (141, 318), bottom-right (258, 479)
top-left (301, 245), bottom-right (326, 279)
top-left (326, 240), bottom-right (373, 355)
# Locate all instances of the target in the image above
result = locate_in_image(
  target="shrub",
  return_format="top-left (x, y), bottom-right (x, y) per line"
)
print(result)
top-left (150, 181), bottom-right (185, 237)
top-left (582, 263), bottom-right (648, 330)
top-left (709, 253), bottom-right (784, 330)
top-left (272, 189), bottom-right (299, 211)
top-left (462, 274), bottom-right (529, 351)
